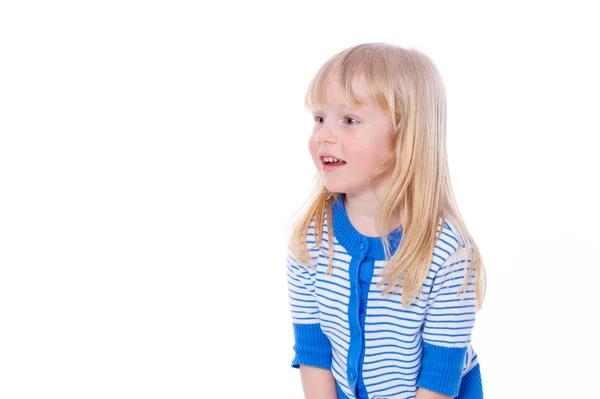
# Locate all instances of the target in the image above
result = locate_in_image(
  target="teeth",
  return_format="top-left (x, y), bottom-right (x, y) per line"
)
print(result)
top-left (323, 156), bottom-right (341, 163)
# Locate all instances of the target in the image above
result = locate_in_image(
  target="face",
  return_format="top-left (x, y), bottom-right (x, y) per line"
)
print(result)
top-left (308, 74), bottom-right (394, 195)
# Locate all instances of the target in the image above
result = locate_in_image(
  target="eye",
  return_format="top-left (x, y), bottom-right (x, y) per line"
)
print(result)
top-left (312, 115), bottom-right (358, 125)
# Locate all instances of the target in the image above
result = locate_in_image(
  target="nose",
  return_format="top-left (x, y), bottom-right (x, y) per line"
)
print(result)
top-left (314, 124), bottom-right (337, 144)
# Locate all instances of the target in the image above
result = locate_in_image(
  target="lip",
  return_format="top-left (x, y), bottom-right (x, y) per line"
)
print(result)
top-left (321, 161), bottom-right (346, 173)
top-left (317, 151), bottom-right (347, 172)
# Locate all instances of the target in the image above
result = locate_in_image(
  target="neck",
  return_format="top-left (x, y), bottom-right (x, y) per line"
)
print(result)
top-left (343, 171), bottom-right (392, 218)
top-left (344, 191), bottom-right (381, 219)
top-left (343, 182), bottom-right (402, 237)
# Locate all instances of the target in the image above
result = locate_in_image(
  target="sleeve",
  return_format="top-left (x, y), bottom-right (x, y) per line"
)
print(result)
top-left (416, 243), bottom-right (478, 397)
top-left (286, 244), bottom-right (332, 370)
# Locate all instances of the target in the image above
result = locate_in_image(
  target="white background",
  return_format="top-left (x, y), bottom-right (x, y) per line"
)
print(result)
top-left (1, 1), bottom-right (599, 398)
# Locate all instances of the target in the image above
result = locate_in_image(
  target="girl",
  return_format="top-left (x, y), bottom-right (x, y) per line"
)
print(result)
top-left (286, 43), bottom-right (486, 399)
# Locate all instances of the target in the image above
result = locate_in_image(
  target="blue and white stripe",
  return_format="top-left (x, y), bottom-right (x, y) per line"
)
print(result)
top-left (288, 210), bottom-right (480, 399)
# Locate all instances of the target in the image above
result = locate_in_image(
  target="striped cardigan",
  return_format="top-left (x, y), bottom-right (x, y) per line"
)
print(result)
top-left (287, 194), bottom-right (483, 399)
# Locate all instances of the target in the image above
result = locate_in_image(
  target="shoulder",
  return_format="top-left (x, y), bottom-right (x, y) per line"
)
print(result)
top-left (433, 217), bottom-right (470, 273)
top-left (287, 216), bottom-right (322, 268)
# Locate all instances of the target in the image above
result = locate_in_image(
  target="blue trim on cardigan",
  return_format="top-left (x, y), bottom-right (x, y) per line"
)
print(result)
top-left (416, 342), bottom-right (467, 396)
top-left (291, 323), bottom-right (332, 370)
top-left (456, 363), bottom-right (483, 399)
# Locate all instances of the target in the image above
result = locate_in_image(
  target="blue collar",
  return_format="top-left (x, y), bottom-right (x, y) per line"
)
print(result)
top-left (331, 193), bottom-right (403, 260)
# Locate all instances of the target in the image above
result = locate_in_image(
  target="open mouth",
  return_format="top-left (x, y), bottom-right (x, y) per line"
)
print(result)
top-left (320, 156), bottom-right (347, 166)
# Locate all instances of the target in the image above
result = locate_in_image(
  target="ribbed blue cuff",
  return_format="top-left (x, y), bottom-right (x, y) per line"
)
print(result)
top-left (456, 364), bottom-right (483, 399)
top-left (416, 342), bottom-right (467, 397)
top-left (291, 323), bottom-right (332, 370)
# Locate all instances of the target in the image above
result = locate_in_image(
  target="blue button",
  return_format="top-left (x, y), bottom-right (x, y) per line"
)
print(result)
top-left (359, 243), bottom-right (364, 250)
top-left (352, 326), bottom-right (360, 336)
top-left (349, 369), bottom-right (356, 380)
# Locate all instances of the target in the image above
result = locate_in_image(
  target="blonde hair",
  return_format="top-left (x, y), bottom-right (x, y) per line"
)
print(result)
top-left (288, 43), bottom-right (486, 309)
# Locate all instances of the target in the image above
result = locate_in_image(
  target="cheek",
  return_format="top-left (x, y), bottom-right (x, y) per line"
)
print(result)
top-left (308, 135), bottom-right (317, 155)
top-left (307, 136), bottom-right (319, 165)
top-left (350, 145), bottom-right (388, 171)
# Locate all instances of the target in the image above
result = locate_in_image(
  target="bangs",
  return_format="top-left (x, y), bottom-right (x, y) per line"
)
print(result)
top-left (304, 69), bottom-right (366, 112)
top-left (304, 46), bottom-right (393, 114)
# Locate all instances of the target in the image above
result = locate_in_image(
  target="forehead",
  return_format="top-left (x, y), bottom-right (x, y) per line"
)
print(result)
top-left (312, 74), bottom-right (375, 112)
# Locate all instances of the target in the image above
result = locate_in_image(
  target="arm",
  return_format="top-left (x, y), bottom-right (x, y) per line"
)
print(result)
top-left (416, 243), bottom-right (478, 398)
top-left (299, 365), bottom-right (338, 399)
top-left (416, 387), bottom-right (451, 399)
top-left (287, 244), bottom-right (335, 398)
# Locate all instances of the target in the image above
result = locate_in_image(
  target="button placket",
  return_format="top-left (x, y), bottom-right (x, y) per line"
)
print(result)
top-left (354, 241), bottom-right (373, 399)
top-left (358, 240), bottom-right (368, 257)
top-left (346, 244), bottom-right (367, 392)
top-left (348, 369), bottom-right (356, 380)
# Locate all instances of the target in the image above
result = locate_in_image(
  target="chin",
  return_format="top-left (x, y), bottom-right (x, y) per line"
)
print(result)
top-left (322, 179), bottom-right (348, 194)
